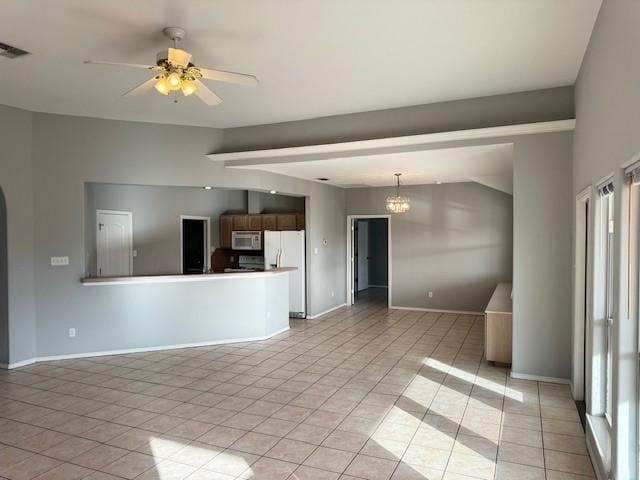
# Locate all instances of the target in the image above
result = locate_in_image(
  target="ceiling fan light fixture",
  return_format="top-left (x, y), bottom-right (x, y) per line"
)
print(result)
top-left (385, 173), bottom-right (410, 214)
top-left (154, 76), bottom-right (171, 95)
top-left (181, 78), bottom-right (197, 96)
top-left (167, 71), bottom-right (182, 90)
top-left (85, 26), bottom-right (258, 106)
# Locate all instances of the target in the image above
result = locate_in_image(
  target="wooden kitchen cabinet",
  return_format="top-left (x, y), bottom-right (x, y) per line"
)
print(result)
top-left (248, 214), bottom-right (263, 230)
top-left (219, 215), bottom-right (233, 248)
top-left (232, 214), bottom-right (249, 231)
top-left (219, 212), bottom-right (303, 248)
top-left (296, 214), bottom-right (305, 230)
top-left (277, 214), bottom-right (297, 230)
top-left (262, 214), bottom-right (277, 231)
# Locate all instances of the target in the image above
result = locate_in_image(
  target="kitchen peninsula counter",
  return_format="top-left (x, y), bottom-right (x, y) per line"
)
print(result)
top-left (56, 268), bottom-right (296, 360)
top-left (81, 267), bottom-right (296, 286)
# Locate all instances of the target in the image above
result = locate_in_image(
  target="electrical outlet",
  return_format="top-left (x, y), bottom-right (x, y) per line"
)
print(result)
top-left (428, 291), bottom-right (433, 298)
top-left (331, 291), bottom-right (335, 297)
top-left (133, 249), bottom-right (138, 257)
top-left (314, 248), bottom-right (319, 255)
top-left (51, 256), bottom-right (69, 266)
top-left (68, 328), bottom-right (76, 338)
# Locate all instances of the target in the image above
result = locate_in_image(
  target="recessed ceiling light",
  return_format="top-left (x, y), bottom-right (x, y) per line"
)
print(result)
top-left (317, 177), bottom-right (330, 181)
top-left (436, 181), bottom-right (442, 185)
top-left (203, 186), bottom-right (213, 190)
top-left (269, 190), bottom-right (277, 194)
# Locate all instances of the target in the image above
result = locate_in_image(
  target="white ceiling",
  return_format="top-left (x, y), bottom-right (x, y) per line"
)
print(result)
top-left (0, 0), bottom-right (601, 128)
top-left (229, 143), bottom-right (515, 194)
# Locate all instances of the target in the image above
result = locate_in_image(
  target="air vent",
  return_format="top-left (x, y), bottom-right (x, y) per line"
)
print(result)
top-left (0, 42), bottom-right (30, 59)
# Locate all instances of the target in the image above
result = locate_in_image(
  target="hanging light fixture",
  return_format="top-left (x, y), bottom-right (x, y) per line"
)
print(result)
top-left (386, 173), bottom-right (410, 213)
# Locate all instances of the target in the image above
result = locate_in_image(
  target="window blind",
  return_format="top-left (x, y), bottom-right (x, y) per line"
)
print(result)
top-left (627, 167), bottom-right (640, 186)
top-left (598, 180), bottom-right (614, 196)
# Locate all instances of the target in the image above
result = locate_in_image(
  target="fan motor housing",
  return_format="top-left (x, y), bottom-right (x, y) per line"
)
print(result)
top-left (163, 27), bottom-right (186, 42)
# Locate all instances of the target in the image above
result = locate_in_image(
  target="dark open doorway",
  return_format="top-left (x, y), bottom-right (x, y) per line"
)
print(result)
top-left (181, 217), bottom-right (209, 274)
top-left (354, 218), bottom-right (389, 305)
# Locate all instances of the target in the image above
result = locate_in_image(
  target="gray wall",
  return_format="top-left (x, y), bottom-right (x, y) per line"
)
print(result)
top-left (0, 105), bottom-right (36, 365)
top-left (574, 1), bottom-right (640, 192)
top-left (247, 191), bottom-right (305, 214)
top-left (224, 87), bottom-right (574, 151)
top-left (512, 133), bottom-right (573, 380)
top-left (347, 183), bottom-right (513, 312)
top-left (367, 219), bottom-right (388, 287)
top-left (84, 183), bottom-right (248, 276)
top-left (28, 113), bottom-right (345, 362)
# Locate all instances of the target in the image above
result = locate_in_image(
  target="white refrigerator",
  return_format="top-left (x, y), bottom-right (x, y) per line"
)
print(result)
top-left (264, 230), bottom-right (306, 318)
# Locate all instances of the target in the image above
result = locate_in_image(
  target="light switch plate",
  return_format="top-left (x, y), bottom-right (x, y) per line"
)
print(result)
top-left (51, 256), bottom-right (69, 266)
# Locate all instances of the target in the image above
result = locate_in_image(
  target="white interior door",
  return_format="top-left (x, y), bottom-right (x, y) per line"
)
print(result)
top-left (97, 210), bottom-right (132, 277)
top-left (357, 220), bottom-right (369, 291)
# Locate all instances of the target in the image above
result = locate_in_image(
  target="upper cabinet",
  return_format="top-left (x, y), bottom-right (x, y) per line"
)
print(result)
top-left (232, 214), bottom-right (249, 231)
top-left (296, 214), bottom-right (305, 230)
top-left (220, 213), bottom-right (304, 247)
top-left (248, 214), bottom-right (263, 230)
top-left (219, 215), bottom-right (233, 248)
top-left (277, 214), bottom-right (297, 231)
top-left (262, 214), bottom-right (277, 231)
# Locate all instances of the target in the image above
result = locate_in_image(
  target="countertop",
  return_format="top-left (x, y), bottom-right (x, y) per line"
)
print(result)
top-left (81, 267), bottom-right (297, 286)
top-left (485, 282), bottom-right (513, 314)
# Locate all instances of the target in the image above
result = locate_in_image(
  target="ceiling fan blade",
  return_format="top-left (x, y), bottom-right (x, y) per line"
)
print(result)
top-left (194, 80), bottom-right (222, 105)
top-left (168, 48), bottom-right (192, 68)
top-left (84, 60), bottom-right (162, 71)
top-left (123, 76), bottom-right (159, 97)
top-left (198, 67), bottom-right (258, 86)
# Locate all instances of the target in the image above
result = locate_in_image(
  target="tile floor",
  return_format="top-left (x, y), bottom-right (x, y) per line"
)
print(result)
top-left (0, 293), bottom-right (595, 479)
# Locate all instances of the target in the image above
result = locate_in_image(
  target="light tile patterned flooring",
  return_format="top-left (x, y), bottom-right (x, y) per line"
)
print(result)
top-left (0, 291), bottom-right (594, 480)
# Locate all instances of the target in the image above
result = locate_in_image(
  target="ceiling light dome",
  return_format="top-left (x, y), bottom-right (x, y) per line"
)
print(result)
top-left (154, 75), bottom-right (171, 95)
top-left (386, 173), bottom-right (410, 214)
top-left (167, 71), bottom-right (182, 90)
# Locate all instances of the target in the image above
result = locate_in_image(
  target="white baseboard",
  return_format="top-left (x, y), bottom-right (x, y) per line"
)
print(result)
top-left (1, 357), bottom-right (38, 370)
top-left (0, 326), bottom-right (290, 370)
top-left (390, 305), bottom-right (483, 315)
top-left (510, 371), bottom-right (571, 385)
top-left (307, 303), bottom-right (347, 319)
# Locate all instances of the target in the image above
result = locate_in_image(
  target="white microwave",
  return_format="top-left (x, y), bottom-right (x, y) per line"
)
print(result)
top-left (232, 231), bottom-right (262, 250)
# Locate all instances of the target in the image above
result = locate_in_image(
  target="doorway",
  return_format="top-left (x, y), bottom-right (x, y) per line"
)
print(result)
top-left (573, 188), bottom-right (590, 409)
top-left (347, 215), bottom-right (391, 306)
top-left (180, 215), bottom-right (210, 274)
top-left (0, 188), bottom-right (7, 365)
top-left (96, 210), bottom-right (133, 277)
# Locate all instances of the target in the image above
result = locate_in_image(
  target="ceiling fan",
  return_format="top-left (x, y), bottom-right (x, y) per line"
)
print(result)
top-left (84, 27), bottom-right (258, 105)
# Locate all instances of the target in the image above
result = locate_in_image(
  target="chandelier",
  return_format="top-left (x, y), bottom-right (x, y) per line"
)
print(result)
top-left (386, 173), bottom-right (410, 213)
